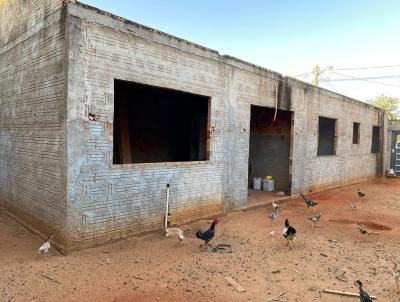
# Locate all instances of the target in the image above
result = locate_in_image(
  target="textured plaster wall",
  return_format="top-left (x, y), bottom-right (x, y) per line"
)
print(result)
top-left (0, 0), bottom-right (68, 247)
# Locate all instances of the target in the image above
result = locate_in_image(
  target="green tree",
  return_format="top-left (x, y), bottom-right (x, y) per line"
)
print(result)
top-left (367, 95), bottom-right (400, 120)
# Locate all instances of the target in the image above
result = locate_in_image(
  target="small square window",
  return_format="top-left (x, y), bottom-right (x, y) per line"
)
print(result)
top-left (352, 122), bottom-right (360, 144)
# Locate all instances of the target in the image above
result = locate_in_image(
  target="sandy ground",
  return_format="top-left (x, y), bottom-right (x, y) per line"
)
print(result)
top-left (1, 178), bottom-right (400, 302)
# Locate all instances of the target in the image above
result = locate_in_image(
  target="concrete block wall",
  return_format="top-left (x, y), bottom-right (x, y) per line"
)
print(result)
top-left (0, 0), bottom-right (68, 246)
top-left (289, 78), bottom-right (384, 194)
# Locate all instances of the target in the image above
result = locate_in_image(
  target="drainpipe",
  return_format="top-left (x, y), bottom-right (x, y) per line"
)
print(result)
top-left (164, 184), bottom-right (170, 230)
top-left (273, 81), bottom-right (279, 122)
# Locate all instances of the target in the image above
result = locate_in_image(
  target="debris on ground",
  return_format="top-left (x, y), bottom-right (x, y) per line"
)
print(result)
top-left (224, 276), bottom-right (246, 292)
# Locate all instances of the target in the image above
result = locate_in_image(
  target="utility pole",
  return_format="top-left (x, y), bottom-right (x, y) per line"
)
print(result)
top-left (313, 65), bottom-right (319, 86)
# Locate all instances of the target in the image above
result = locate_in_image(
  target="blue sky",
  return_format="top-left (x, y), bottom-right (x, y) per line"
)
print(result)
top-left (80, 0), bottom-right (400, 101)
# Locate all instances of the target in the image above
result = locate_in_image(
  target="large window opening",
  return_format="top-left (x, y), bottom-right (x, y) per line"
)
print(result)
top-left (113, 79), bottom-right (210, 164)
top-left (353, 122), bottom-right (360, 144)
top-left (371, 126), bottom-right (381, 153)
top-left (317, 116), bottom-right (337, 156)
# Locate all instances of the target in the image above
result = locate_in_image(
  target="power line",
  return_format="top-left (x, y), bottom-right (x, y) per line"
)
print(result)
top-left (328, 73), bottom-right (400, 81)
top-left (321, 80), bottom-right (341, 94)
top-left (335, 64), bottom-right (400, 71)
top-left (321, 71), bottom-right (400, 88)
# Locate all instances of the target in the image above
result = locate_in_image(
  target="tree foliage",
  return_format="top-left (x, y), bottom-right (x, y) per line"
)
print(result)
top-left (367, 95), bottom-right (400, 120)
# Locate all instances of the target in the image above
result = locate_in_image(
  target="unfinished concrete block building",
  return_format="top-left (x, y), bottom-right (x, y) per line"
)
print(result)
top-left (0, 0), bottom-right (387, 252)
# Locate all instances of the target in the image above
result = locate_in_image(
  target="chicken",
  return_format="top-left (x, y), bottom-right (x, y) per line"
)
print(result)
top-left (356, 221), bottom-right (368, 235)
top-left (354, 280), bottom-right (373, 302)
top-left (300, 194), bottom-right (318, 211)
top-left (37, 236), bottom-right (53, 255)
top-left (307, 213), bottom-right (322, 228)
top-left (270, 208), bottom-right (279, 221)
top-left (392, 262), bottom-right (400, 292)
top-left (357, 189), bottom-right (366, 199)
top-left (196, 219), bottom-right (219, 248)
top-left (282, 219), bottom-right (296, 249)
top-left (272, 200), bottom-right (280, 211)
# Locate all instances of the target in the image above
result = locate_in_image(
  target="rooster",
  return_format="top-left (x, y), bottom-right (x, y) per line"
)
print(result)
top-left (300, 194), bottom-right (318, 212)
top-left (357, 189), bottom-right (366, 199)
top-left (37, 236), bottom-right (53, 255)
top-left (307, 213), bottom-right (321, 228)
top-left (354, 280), bottom-right (373, 302)
top-left (392, 262), bottom-right (400, 292)
top-left (196, 219), bottom-right (219, 248)
top-left (282, 219), bottom-right (296, 249)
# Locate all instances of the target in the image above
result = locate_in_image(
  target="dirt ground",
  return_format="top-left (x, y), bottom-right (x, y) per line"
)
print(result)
top-left (1, 178), bottom-right (400, 302)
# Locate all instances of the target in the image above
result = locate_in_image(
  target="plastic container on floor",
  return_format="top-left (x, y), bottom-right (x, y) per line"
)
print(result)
top-left (253, 177), bottom-right (262, 190)
top-left (263, 178), bottom-right (274, 192)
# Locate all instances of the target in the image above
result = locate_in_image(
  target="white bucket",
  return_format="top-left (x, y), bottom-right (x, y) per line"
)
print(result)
top-left (263, 179), bottom-right (274, 192)
top-left (253, 177), bottom-right (262, 190)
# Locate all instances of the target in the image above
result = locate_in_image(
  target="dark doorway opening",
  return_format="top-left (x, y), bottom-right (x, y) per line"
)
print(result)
top-left (248, 105), bottom-right (292, 193)
top-left (113, 79), bottom-right (210, 164)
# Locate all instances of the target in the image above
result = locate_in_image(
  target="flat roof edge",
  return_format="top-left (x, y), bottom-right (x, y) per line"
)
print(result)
top-left (285, 76), bottom-right (384, 112)
top-left (69, 1), bottom-right (282, 80)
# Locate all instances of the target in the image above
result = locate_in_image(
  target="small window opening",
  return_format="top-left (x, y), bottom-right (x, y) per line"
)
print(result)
top-left (371, 126), bottom-right (381, 153)
top-left (317, 116), bottom-right (337, 156)
top-left (353, 122), bottom-right (360, 144)
top-left (113, 79), bottom-right (210, 164)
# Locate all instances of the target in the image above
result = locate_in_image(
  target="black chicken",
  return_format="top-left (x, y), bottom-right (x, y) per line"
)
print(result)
top-left (282, 219), bottom-right (296, 249)
top-left (300, 194), bottom-right (318, 211)
top-left (196, 219), bottom-right (219, 247)
top-left (357, 189), bottom-right (366, 199)
top-left (354, 280), bottom-right (373, 302)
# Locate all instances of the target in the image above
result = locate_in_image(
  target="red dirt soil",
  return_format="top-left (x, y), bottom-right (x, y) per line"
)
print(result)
top-left (1, 178), bottom-right (400, 302)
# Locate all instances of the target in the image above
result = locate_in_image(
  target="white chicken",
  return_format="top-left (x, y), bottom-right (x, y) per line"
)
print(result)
top-left (272, 200), bottom-right (280, 211)
top-left (37, 236), bottom-right (53, 254)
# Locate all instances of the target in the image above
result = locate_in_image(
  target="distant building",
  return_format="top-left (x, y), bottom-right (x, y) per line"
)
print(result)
top-left (387, 120), bottom-right (400, 175)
